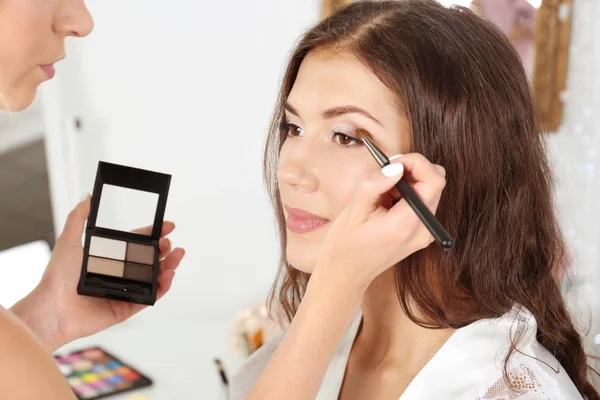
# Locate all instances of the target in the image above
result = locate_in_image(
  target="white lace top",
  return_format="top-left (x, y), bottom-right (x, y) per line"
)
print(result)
top-left (229, 304), bottom-right (583, 399)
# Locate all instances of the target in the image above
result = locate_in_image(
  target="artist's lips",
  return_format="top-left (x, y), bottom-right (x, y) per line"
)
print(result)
top-left (40, 64), bottom-right (56, 79)
top-left (40, 56), bottom-right (65, 79)
top-left (285, 205), bottom-right (330, 233)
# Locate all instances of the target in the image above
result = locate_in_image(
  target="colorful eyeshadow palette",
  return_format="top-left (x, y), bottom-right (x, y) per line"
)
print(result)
top-left (78, 161), bottom-right (171, 305)
top-left (54, 347), bottom-right (152, 400)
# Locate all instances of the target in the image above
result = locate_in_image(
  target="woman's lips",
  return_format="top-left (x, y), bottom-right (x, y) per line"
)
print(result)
top-left (285, 206), bottom-right (330, 233)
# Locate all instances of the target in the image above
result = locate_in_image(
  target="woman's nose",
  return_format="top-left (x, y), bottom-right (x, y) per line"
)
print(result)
top-left (278, 145), bottom-right (320, 193)
top-left (54, 0), bottom-right (94, 38)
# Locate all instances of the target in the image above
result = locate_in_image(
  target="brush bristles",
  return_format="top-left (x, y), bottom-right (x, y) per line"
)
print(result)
top-left (356, 128), bottom-right (370, 140)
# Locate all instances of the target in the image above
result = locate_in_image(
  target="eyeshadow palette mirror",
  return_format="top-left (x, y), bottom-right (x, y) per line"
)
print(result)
top-left (78, 161), bottom-right (171, 305)
top-left (54, 347), bottom-right (152, 400)
top-left (96, 184), bottom-right (159, 236)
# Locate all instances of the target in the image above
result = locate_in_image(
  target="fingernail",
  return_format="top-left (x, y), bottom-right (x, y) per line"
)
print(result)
top-left (389, 154), bottom-right (403, 161)
top-left (382, 163), bottom-right (404, 177)
top-left (79, 193), bottom-right (91, 202)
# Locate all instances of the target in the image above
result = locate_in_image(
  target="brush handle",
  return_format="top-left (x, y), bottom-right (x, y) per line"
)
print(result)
top-left (359, 134), bottom-right (453, 249)
top-left (395, 179), bottom-right (454, 250)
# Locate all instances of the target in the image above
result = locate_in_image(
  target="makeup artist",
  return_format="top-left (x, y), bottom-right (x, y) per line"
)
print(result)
top-left (0, 1), bottom-right (184, 397)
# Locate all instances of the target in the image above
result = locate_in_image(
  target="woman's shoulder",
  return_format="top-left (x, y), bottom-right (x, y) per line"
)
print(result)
top-left (458, 305), bottom-right (584, 399)
top-left (228, 331), bottom-right (285, 400)
top-left (467, 346), bottom-right (583, 399)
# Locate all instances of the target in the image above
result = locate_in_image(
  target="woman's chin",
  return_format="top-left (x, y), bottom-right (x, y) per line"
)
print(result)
top-left (290, 264), bottom-right (314, 274)
top-left (287, 258), bottom-right (315, 274)
top-left (286, 245), bottom-right (317, 274)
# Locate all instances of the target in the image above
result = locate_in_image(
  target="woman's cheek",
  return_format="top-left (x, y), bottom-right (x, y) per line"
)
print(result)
top-left (323, 162), bottom-right (370, 214)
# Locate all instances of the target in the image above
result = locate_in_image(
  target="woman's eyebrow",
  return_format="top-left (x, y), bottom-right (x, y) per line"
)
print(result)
top-left (284, 102), bottom-right (383, 127)
top-left (322, 105), bottom-right (383, 126)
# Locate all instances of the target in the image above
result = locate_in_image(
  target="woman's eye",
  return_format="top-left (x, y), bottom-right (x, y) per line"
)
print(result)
top-left (333, 132), bottom-right (362, 147)
top-left (280, 122), bottom-right (303, 137)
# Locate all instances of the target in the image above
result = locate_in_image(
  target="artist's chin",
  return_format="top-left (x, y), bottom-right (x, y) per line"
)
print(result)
top-left (0, 87), bottom-right (38, 112)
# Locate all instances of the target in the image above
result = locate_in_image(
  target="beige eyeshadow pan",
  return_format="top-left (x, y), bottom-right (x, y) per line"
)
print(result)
top-left (87, 257), bottom-right (125, 278)
top-left (126, 243), bottom-right (155, 265)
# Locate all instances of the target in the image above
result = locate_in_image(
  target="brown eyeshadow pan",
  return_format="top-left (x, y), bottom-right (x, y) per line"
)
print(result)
top-left (124, 263), bottom-right (154, 283)
top-left (126, 243), bottom-right (155, 265)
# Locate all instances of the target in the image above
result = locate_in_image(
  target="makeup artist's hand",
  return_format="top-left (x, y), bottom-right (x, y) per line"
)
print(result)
top-left (10, 195), bottom-right (185, 352)
top-left (314, 153), bottom-right (447, 292)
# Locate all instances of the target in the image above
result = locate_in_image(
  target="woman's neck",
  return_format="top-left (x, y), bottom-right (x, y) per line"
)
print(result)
top-left (353, 269), bottom-right (455, 371)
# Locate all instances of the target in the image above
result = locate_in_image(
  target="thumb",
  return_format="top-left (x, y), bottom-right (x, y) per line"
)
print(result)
top-left (352, 159), bottom-right (404, 216)
top-left (58, 195), bottom-right (91, 245)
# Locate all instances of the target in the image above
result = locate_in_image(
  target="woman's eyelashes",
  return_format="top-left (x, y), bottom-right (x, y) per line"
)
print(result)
top-left (279, 121), bottom-right (363, 147)
top-left (332, 131), bottom-right (363, 147)
top-left (280, 121), bottom-right (304, 137)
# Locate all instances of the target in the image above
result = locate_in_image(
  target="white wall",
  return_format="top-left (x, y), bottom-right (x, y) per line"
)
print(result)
top-left (0, 98), bottom-right (43, 155)
top-left (42, 0), bottom-right (320, 323)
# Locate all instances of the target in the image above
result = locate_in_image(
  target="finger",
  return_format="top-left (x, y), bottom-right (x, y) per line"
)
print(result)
top-left (156, 269), bottom-right (175, 301)
top-left (388, 175), bottom-right (446, 219)
top-left (58, 195), bottom-right (91, 245)
top-left (159, 238), bottom-right (172, 259)
top-left (392, 154), bottom-right (446, 208)
top-left (378, 191), bottom-right (396, 209)
top-left (433, 165), bottom-right (446, 179)
top-left (132, 221), bottom-right (176, 237)
top-left (352, 158), bottom-right (405, 216)
top-left (387, 160), bottom-right (447, 232)
top-left (160, 248), bottom-right (185, 272)
top-left (398, 153), bottom-right (445, 185)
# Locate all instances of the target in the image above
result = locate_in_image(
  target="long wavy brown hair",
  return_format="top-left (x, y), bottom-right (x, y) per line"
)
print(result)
top-left (263, 0), bottom-right (599, 397)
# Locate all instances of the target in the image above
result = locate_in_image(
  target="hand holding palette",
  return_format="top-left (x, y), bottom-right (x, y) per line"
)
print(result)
top-left (54, 347), bottom-right (152, 400)
top-left (78, 161), bottom-right (171, 305)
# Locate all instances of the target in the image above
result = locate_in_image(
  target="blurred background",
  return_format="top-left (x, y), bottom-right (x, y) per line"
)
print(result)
top-left (0, 0), bottom-right (598, 398)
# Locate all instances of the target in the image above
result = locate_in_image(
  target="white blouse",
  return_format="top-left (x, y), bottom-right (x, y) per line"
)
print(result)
top-left (229, 304), bottom-right (583, 399)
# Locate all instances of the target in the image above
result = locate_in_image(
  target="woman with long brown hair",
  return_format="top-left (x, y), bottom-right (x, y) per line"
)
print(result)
top-left (230, 1), bottom-right (599, 399)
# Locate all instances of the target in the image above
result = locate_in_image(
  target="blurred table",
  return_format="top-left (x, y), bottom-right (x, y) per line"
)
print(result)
top-left (56, 315), bottom-right (244, 400)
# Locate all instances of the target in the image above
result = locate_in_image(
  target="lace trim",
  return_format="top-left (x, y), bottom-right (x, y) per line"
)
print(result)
top-left (476, 360), bottom-right (559, 400)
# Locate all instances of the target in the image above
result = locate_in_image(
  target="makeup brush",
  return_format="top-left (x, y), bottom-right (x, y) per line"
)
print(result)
top-left (357, 129), bottom-right (454, 250)
top-left (214, 358), bottom-right (229, 386)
